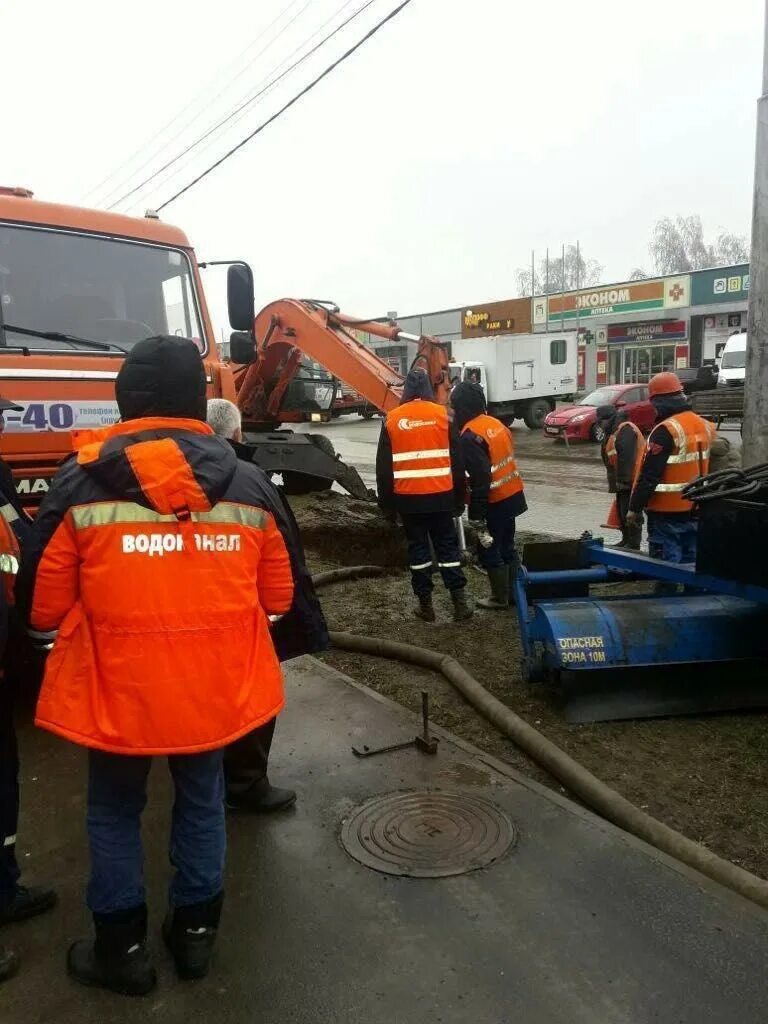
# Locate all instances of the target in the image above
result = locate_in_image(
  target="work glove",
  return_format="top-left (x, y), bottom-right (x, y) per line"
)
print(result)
top-left (469, 520), bottom-right (494, 549)
top-left (625, 510), bottom-right (643, 528)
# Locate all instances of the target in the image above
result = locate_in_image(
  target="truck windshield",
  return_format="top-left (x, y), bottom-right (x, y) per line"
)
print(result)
top-left (720, 348), bottom-right (746, 369)
top-left (0, 224), bottom-right (204, 354)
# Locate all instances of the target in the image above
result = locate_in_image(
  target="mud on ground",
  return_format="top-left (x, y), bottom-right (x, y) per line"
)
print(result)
top-left (292, 492), bottom-right (768, 879)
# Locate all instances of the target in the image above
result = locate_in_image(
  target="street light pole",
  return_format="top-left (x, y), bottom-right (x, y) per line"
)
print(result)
top-left (743, 0), bottom-right (768, 467)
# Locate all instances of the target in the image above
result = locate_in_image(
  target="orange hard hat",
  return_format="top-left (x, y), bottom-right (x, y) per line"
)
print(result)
top-left (648, 371), bottom-right (683, 397)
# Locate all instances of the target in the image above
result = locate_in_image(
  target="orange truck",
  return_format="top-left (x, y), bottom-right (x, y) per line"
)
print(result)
top-left (0, 187), bottom-right (449, 507)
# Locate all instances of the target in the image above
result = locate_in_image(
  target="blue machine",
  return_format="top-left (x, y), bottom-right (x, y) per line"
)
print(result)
top-left (513, 537), bottom-right (768, 723)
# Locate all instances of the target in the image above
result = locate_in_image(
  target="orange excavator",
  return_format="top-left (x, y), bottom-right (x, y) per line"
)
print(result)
top-left (0, 188), bottom-right (450, 507)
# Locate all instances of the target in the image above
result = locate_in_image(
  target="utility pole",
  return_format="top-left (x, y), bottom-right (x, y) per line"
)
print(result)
top-left (743, 0), bottom-right (768, 467)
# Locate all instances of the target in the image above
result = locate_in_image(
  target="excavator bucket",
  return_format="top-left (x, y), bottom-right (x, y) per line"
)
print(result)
top-left (240, 431), bottom-right (372, 499)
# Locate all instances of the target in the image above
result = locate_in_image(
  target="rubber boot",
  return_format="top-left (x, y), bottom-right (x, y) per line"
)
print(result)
top-left (506, 562), bottom-right (517, 606)
top-left (0, 947), bottom-right (19, 984)
top-left (163, 892), bottom-right (223, 981)
top-left (67, 905), bottom-right (156, 997)
top-left (477, 567), bottom-right (509, 610)
top-left (226, 777), bottom-right (297, 814)
top-left (414, 594), bottom-right (436, 622)
top-left (451, 588), bottom-right (473, 622)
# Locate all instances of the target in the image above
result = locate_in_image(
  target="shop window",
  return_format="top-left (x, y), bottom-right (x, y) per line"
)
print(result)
top-left (550, 339), bottom-right (567, 365)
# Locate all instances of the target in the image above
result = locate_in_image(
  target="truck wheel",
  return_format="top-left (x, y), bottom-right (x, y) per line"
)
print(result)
top-left (361, 411), bottom-right (374, 420)
top-left (522, 398), bottom-right (551, 430)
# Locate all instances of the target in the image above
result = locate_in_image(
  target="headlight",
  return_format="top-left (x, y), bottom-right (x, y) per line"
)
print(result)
top-left (570, 413), bottom-right (589, 424)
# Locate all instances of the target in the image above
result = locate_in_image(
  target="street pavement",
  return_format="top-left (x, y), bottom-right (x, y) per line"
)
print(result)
top-left (5, 659), bottom-right (768, 1022)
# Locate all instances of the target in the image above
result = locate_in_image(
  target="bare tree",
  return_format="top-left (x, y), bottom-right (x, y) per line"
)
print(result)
top-left (516, 245), bottom-right (602, 296)
top-left (649, 215), bottom-right (749, 275)
top-left (628, 267), bottom-right (649, 281)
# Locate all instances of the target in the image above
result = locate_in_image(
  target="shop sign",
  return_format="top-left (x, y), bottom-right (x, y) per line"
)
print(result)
top-left (534, 278), bottom-right (667, 324)
top-left (691, 265), bottom-right (750, 305)
top-left (462, 298), bottom-right (531, 338)
top-left (607, 320), bottom-right (687, 344)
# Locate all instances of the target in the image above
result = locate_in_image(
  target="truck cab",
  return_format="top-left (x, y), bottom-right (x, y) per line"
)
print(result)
top-left (717, 332), bottom-right (747, 387)
top-left (0, 187), bottom-right (229, 506)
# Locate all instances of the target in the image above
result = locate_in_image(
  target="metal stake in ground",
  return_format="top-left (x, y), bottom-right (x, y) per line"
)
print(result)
top-left (743, 0), bottom-right (768, 467)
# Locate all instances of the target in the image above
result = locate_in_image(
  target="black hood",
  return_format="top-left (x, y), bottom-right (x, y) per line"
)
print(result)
top-left (78, 423), bottom-right (238, 513)
top-left (451, 381), bottom-right (486, 430)
top-left (596, 404), bottom-right (626, 435)
top-left (116, 336), bottom-right (208, 422)
top-left (652, 391), bottom-right (691, 423)
top-left (401, 368), bottom-right (434, 403)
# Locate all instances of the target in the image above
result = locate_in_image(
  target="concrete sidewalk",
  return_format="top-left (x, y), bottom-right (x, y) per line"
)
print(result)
top-left (4, 657), bottom-right (768, 1023)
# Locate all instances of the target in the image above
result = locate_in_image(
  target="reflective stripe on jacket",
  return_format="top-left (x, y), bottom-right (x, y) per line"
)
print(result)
top-left (30, 417), bottom-right (294, 756)
top-left (461, 414), bottom-right (523, 503)
top-left (605, 421), bottom-right (644, 488)
top-left (385, 399), bottom-right (453, 497)
top-left (0, 502), bottom-right (20, 606)
top-left (639, 411), bottom-right (717, 513)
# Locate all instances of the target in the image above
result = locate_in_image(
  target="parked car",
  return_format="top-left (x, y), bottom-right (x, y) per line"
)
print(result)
top-left (542, 384), bottom-right (656, 443)
top-left (677, 364), bottom-right (718, 395)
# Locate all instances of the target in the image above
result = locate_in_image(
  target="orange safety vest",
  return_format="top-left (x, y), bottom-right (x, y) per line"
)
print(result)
top-left (637, 410), bottom-right (717, 514)
top-left (385, 399), bottom-right (453, 497)
top-left (605, 420), bottom-right (644, 483)
top-left (462, 414), bottom-right (524, 503)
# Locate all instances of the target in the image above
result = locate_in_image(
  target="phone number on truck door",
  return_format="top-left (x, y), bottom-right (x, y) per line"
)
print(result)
top-left (2, 402), bottom-right (121, 432)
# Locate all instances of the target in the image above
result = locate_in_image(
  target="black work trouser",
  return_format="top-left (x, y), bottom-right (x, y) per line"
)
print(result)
top-left (223, 718), bottom-right (276, 793)
top-left (401, 512), bottom-right (466, 598)
top-left (0, 676), bottom-right (20, 905)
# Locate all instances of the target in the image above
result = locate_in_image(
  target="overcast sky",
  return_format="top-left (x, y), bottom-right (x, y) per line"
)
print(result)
top-left (3, 0), bottom-right (764, 330)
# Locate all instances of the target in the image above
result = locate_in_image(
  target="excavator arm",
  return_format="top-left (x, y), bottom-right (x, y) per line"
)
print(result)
top-left (235, 299), bottom-right (451, 426)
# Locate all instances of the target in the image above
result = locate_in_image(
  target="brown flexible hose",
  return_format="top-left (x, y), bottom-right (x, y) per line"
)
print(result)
top-left (313, 572), bottom-right (768, 911)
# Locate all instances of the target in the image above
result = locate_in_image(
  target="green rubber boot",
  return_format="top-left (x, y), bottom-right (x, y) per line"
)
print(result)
top-left (477, 567), bottom-right (509, 610)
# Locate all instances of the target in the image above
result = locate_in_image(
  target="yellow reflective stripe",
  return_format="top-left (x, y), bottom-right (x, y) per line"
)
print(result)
top-left (654, 483), bottom-right (688, 492)
top-left (71, 501), bottom-right (269, 530)
top-left (392, 448), bottom-right (450, 463)
top-left (490, 471), bottom-right (520, 490)
top-left (0, 554), bottom-right (18, 575)
top-left (0, 503), bottom-right (18, 524)
top-left (605, 443), bottom-right (617, 458)
top-left (393, 467), bottom-right (452, 479)
top-left (195, 505), bottom-right (268, 529)
top-left (667, 449), bottom-right (710, 464)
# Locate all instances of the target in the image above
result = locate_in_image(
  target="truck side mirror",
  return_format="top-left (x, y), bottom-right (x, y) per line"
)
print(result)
top-left (227, 263), bottom-right (255, 332)
top-left (229, 331), bottom-right (256, 365)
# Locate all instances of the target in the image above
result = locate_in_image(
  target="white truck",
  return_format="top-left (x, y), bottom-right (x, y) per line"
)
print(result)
top-left (449, 332), bottom-right (577, 429)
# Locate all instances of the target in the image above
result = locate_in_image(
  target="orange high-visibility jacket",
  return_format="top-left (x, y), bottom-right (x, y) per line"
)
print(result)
top-left (385, 399), bottom-right (453, 497)
top-left (605, 420), bottom-right (644, 486)
top-left (461, 414), bottom-right (524, 503)
top-left (30, 417), bottom-right (294, 756)
top-left (636, 410), bottom-right (717, 514)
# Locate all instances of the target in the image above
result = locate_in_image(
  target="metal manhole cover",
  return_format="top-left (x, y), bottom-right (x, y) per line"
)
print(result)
top-left (340, 790), bottom-right (516, 877)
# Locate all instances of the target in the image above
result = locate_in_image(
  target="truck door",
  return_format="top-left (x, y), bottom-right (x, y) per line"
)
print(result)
top-left (512, 361), bottom-right (534, 391)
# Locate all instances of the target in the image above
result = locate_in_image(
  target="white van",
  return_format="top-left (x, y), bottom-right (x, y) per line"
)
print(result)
top-left (718, 332), bottom-right (747, 387)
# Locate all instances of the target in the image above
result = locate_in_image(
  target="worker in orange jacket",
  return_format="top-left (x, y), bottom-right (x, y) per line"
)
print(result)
top-left (28, 338), bottom-right (299, 996)
top-left (597, 405), bottom-right (643, 550)
top-left (376, 368), bottom-right (471, 622)
top-left (451, 382), bottom-right (527, 609)
top-left (627, 372), bottom-right (717, 565)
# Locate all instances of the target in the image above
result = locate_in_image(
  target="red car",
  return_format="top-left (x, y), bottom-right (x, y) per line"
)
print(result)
top-left (542, 384), bottom-right (656, 443)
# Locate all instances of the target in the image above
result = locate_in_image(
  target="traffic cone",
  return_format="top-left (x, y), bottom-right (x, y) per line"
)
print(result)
top-left (601, 498), bottom-right (621, 531)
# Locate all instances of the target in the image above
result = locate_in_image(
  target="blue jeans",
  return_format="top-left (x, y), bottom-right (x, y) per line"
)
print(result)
top-left (478, 503), bottom-right (517, 571)
top-left (646, 512), bottom-right (698, 564)
top-left (87, 749), bottom-right (225, 916)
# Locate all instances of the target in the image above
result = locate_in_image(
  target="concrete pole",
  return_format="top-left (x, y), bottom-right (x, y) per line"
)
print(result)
top-left (743, 0), bottom-right (768, 467)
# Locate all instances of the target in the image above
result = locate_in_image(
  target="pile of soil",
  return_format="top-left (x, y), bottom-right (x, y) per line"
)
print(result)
top-left (294, 492), bottom-right (768, 879)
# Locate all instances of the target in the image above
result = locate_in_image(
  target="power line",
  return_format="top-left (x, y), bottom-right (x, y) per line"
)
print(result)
top-left (88, 0), bottom-right (319, 207)
top-left (157, 0), bottom-right (414, 212)
top-left (109, 0), bottom-right (377, 212)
